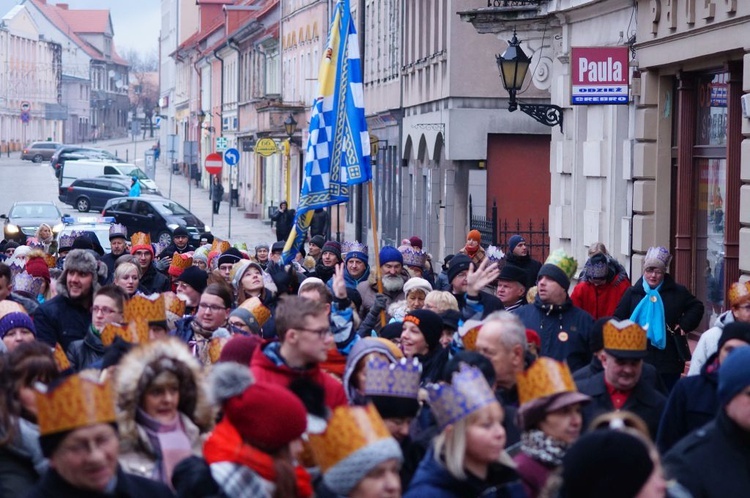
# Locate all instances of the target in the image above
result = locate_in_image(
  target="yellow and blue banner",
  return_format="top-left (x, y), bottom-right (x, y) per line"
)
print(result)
top-left (282, 0), bottom-right (371, 264)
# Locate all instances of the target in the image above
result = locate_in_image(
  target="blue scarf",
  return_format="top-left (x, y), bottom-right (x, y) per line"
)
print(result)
top-left (629, 279), bottom-right (666, 349)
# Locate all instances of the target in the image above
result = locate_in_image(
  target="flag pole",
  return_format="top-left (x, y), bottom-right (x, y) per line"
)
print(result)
top-left (367, 181), bottom-right (385, 328)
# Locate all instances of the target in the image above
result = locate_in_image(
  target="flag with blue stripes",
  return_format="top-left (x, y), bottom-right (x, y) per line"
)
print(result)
top-left (282, 0), bottom-right (371, 264)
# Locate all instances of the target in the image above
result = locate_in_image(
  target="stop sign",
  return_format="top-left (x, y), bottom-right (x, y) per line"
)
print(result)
top-left (205, 152), bottom-right (223, 175)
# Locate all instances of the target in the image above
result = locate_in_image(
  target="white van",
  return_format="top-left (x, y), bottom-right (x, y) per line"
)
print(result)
top-left (60, 160), bottom-right (160, 194)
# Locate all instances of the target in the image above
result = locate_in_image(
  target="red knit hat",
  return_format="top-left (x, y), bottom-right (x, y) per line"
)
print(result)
top-left (224, 382), bottom-right (307, 452)
top-left (218, 335), bottom-right (263, 365)
top-left (25, 257), bottom-right (50, 283)
top-left (467, 230), bottom-right (482, 242)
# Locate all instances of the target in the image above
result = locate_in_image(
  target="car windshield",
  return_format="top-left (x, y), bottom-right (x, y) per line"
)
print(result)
top-left (9, 204), bottom-right (60, 219)
top-left (150, 200), bottom-right (191, 216)
top-left (118, 166), bottom-right (147, 179)
top-left (58, 226), bottom-right (111, 252)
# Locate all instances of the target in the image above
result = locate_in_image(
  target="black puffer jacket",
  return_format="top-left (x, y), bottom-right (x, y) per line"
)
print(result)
top-left (614, 275), bottom-right (704, 374)
top-left (140, 263), bottom-right (171, 294)
top-left (32, 286), bottom-right (92, 351)
top-left (65, 328), bottom-right (105, 372)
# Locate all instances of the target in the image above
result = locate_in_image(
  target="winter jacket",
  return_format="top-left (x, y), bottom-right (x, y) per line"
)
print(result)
top-left (513, 452), bottom-right (555, 498)
top-left (356, 269), bottom-right (409, 323)
top-left (614, 275), bottom-right (704, 375)
top-left (0, 419), bottom-right (46, 497)
top-left (66, 327), bottom-right (105, 372)
top-left (271, 208), bottom-right (295, 242)
top-left (576, 371), bottom-right (667, 439)
top-left (101, 251), bottom-right (126, 282)
top-left (570, 278), bottom-right (630, 320)
top-left (32, 284), bottom-right (92, 351)
top-left (513, 297), bottom-right (593, 372)
top-left (249, 342), bottom-right (348, 410)
top-left (572, 356), bottom-right (667, 395)
top-left (8, 293), bottom-right (39, 314)
top-left (309, 209), bottom-right (329, 238)
top-left (211, 182), bottom-right (224, 202)
top-left (687, 310), bottom-right (733, 376)
top-left (140, 263), bottom-right (171, 294)
top-left (157, 242), bottom-right (196, 260)
top-left (405, 447), bottom-right (526, 498)
top-left (656, 354), bottom-right (720, 453)
top-left (23, 466), bottom-right (175, 498)
top-left (504, 253), bottom-right (542, 290)
top-left (435, 270), bottom-right (451, 291)
top-left (664, 410), bottom-right (750, 498)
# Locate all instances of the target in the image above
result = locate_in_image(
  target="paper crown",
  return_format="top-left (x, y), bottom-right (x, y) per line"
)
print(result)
top-left (237, 296), bottom-right (272, 328)
top-left (130, 232), bottom-right (152, 248)
top-left (363, 356), bottom-right (421, 399)
top-left (427, 364), bottom-right (497, 429)
top-left (124, 294), bottom-right (166, 323)
top-left (644, 246), bottom-right (671, 269)
top-left (233, 242), bottom-right (248, 252)
top-left (100, 320), bottom-right (150, 346)
top-left (486, 245), bottom-right (505, 263)
top-left (163, 291), bottom-right (186, 317)
top-left (109, 223), bottom-right (128, 239)
top-left (7, 261), bottom-right (24, 279)
top-left (728, 281), bottom-right (750, 307)
top-left (210, 239), bottom-right (231, 254)
top-left (458, 319), bottom-right (483, 351)
top-left (53, 343), bottom-right (71, 372)
top-left (603, 319), bottom-right (647, 354)
top-left (342, 240), bottom-right (368, 255)
top-left (309, 404), bottom-right (393, 472)
top-left (517, 357), bottom-right (578, 406)
top-left (12, 272), bottom-right (44, 298)
top-left (400, 248), bottom-right (427, 269)
top-left (43, 253), bottom-right (57, 269)
top-left (154, 241), bottom-right (170, 257)
top-left (36, 374), bottom-right (117, 436)
top-left (543, 248), bottom-right (578, 279)
top-left (0, 299), bottom-right (26, 319)
top-left (25, 237), bottom-right (43, 250)
top-left (208, 337), bottom-right (229, 364)
top-left (169, 252), bottom-right (193, 276)
top-left (58, 231), bottom-right (83, 250)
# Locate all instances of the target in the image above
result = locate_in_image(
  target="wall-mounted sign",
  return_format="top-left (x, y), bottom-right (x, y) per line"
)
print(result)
top-left (571, 47), bottom-right (629, 105)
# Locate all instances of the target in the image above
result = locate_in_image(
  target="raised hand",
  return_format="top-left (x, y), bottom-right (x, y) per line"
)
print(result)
top-left (466, 258), bottom-right (499, 297)
top-left (332, 263), bottom-right (347, 299)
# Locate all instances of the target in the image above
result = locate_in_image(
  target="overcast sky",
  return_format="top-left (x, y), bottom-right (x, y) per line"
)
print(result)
top-left (0, 0), bottom-right (160, 56)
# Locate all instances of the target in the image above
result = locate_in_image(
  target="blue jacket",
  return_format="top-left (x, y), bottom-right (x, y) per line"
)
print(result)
top-left (129, 181), bottom-right (141, 197)
top-left (405, 448), bottom-right (527, 498)
top-left (513, 297), bottom-right (593, 372)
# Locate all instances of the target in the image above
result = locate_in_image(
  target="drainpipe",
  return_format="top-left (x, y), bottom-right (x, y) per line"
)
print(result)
top-left (228, 39), bottom-right (242, 237)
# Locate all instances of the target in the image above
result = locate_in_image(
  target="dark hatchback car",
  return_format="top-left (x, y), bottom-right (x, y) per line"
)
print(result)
top-left (50, 146), bottom-right (123, 178)
top-left (102, 196), bottom-right (209, 246)
top-left (59, 177), bottom-right (132, 212)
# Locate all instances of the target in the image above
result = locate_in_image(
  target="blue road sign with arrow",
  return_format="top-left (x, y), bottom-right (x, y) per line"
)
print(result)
top-left (224, 148), bottom-right (240, 166)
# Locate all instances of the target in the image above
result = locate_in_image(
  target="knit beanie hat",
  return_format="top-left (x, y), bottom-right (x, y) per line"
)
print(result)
top-left (254, 242), bottom-right (269, 252)
top-left (217, 335), bottom-right (263, 365)
top-left (217, 247), bottom-right (243, 267)
top-left (309, 235), bottom-right (325, 250)
top-left (560, 430), bottom-right (654, 498)
top-left (173, 227), bottom-right (189, 238)
top-left (467, 230), bottom-right (481, 243)
top-left (380, 322), bottom-right (403, 342)
top-left (447, 254), bottom-right (472, 284)
top-left (718, 345), bottom-right (750, 406)
top-left (25, 256), bottom-right (50, 283)
top-left (587, 253), bottom-right (610, 279)
top-left (508, 234), bottom-right (525, 253)
top-left (175, 266), bottom-right (208, 294)
top-left (408, 236), bottom-right (423, 250)
top-left (537, 248), bottom-right (578, 291)
top-left (322, 241), bottom-right (342, 262)
top-left (403, 277), bottom-right (432, 297)
top-left (0, 311), bottom-right (36, 339)
top-left (718, 322), bottom-right (750, 352)
top-left (404, 309), bottom-right (443, 351)
top-left (379, 246), bottom-right (403, 266)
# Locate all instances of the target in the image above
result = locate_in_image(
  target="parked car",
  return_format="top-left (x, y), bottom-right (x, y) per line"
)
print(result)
top-left (59, 177), bottom-right (133, 212)
top-left (50, 146), bottom-right (123, 177)
top-left (60, 160), bottom-right (160, 194)
top-left (57, 216), bottom-right (115, 254)
top-left (21, 142), bottom-right (62, 163)
top-left (1, 202), bottom-right (64, 243)
top-left (102, 196), bottom-right (209, 246)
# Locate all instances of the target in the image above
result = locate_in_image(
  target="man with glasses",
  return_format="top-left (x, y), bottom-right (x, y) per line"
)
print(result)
top-left (130, 232), bottom-right (170, 294)
top-left (66, 285), bottom-right (127, 371)
top-left (34, 249), bottom-right (101, 352)
top-left (173, 283), bottom-right (232, 364)
top-left (250, 295), bottom-right (348, 409)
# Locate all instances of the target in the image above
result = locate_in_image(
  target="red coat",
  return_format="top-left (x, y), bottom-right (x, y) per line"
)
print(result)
top-left (570, 278), bottom-right (630, 320)
top-left (513, 452), bottom-right (555, 498)
top-left (250, 344), bottom-right (348, 410)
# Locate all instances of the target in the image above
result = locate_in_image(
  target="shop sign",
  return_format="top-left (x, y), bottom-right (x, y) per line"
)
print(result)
top-left (571, 47), bottom-right (629, 105)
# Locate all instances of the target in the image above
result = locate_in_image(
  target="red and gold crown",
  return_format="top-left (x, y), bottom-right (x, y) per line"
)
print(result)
top-left (309, 404), bottom-right (392, 472)
top-left (728, 281), bottom-right (750, 307)
top-left (43, 253), bottom-right (57, 269)
top-left (516, 357), bottom-right (577, 406)
top-left (364, 356), bottom-right (421, 399)
top-left (427, 364), bottom-right (497, 429)
top-left (124, 294), bottom-right (166, 323)
top-left (53, 343), bottom-right (71, 372)
top-left (603, 319), bottom-right (647, 355)
top-left (168, 252), bottom-right (193, 277)
top-left (458, 319), bottom-right (483, 351)
top-left (163, 292), bottom-right (186, 317)
top-left (130, 232), bottom-right (152, 249)
top-left (210, 239), bottom-right (231, 254)
top-left (207, 337), bottom-right (229, 364)
top-left (35, 374), bottom-right (116, 435)
top-left (100, 320), bottom-right (150, 347)
top-left (237, 297), bottom-right (272, 328)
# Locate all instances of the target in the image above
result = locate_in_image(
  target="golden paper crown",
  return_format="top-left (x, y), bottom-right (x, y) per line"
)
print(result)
top-left (100, 320), bottom-right (150, 347)
top-left (207, 337), bottom-right (228, 364)
top-left (237, 296), bottom-right (272, 328)
top-left (124, 294), bottom-right (166, 323)
top-left (309, 404), bottom-right (392, 472)
top-left (36, 374), bottom-right (117, 435)
top-left (53, 343), bottom-right (71, 372)
top-left (603, 319), bottom-right (647, 353)
top-left (516, 357), bottom-right (577, 406)
top-left (0, 299), bottom-right (26, 319)
top-left (169, 252), bottom-right (193, 274)
top-left (427, 363), bottom-right (497, 429)
top-left (728, 281), bottom-right (750, 307)
top-left (210, 238), bottom-right (231, 254)
top-left (43, 253), bottom-right (57, 269)
top-left (543, 248), bottom-right (578, 279)
top-left (130, 232), bottom-right (152, 248)
top-left (364, 356), bottom-right (421, 399)
top-left (163, 292), bottom-right (186, 317)
top-left (458, 320), bottom-right (483, 351)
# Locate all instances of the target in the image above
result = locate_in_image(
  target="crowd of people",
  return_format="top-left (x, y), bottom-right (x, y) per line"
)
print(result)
top-left (0, 224), bottom-right (747, 498)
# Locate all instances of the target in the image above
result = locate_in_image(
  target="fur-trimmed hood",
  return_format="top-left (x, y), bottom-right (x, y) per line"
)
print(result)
top-left (55, 249), bottom-right (106, 299)
top-left (115, 337), bottom-right (214, 444)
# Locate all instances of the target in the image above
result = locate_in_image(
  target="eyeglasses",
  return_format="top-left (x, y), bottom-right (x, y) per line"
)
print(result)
top-left (198, 303), bottom-right (227, 312)
top-left (92, 305), bottom-right (119, 315)
top-left (297, 327), bottom-right (332, 338)
top-left (644, 268), bottom-right (665, 276)
top-left (228, 320), bottom-right (251, 330)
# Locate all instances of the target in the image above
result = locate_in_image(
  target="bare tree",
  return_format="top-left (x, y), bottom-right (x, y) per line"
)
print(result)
top-left (122, 49), bottom-right (159, 138)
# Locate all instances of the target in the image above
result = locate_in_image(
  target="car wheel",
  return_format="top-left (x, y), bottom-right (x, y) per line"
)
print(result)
top-left (32, 154), bottom-right (43, 163)
top-left (157, 231), bottom-right (172, 246)
top-left (76, 197), bottom-right (91, 212)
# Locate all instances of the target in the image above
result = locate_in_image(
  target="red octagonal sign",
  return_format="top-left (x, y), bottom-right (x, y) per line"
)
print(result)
top-left (205, 152), bottom-right (223, 175)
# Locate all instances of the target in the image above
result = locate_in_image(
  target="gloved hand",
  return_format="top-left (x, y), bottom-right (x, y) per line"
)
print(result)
top-left (267, 261), bottom-right (292, 294)
top-left (371, 293), bottom-right (389, 314)
top-left (154, 258), bottom-right (171, 272)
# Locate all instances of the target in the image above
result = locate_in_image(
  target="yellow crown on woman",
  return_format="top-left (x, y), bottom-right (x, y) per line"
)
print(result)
top-left (124, 294), bottom-right (166, 323)
top-left (36, 374), bottom-right (116, 435)
top-left (516, 357), bottom-right (577, 406)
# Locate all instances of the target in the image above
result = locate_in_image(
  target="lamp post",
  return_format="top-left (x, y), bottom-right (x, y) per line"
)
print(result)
top-left (496, 31), bottom-right (563, 130)
top-left (283, 113), bottom-right (297, 204)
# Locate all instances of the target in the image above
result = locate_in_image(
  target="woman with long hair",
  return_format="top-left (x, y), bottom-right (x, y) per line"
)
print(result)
top-left (33, 224), bottom-right (57, 255)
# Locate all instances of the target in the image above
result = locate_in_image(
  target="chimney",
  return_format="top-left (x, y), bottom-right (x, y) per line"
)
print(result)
top-left (57, 3), bottom-right (69, 9)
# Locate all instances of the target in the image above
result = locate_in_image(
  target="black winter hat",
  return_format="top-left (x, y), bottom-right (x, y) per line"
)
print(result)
top-left (380, 322), bottom-right (403, 341)
top-left (404, 309), bottom-right (443, 351)
top-left (447, 254), bottom-right (472, 284)
top-left (537, 263), bottom-right (570, 291)
top-left (309, 235), bottom-right (326, 249)
top-left (370, 395), bottom-right (420, 419)
top-left (440, 309), bottom-right (461, 332)
top-left (173, 227), bottom-right (189, 238)
top-left (718, 321), bottom-right (750, 352)
top-left (497, 263), bottom-right (527, 288)
top-left (176, 266), bottom-right (208, 294)
top-left (218, 247), bottom-right (243, 267)
top-left (322, 241), bottom-right (342, 262)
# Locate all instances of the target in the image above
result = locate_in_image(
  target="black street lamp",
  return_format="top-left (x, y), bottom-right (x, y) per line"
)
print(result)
top-left (496, 31), bottom-right (563, 130)
top-left (283, 113), bottom-right (297, 139)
